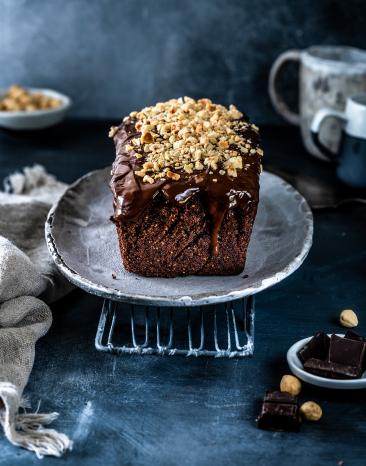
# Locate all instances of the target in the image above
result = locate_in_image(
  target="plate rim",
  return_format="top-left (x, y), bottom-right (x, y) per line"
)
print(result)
top-left (287, 334), bottom-right (366, 389)
top-left (45, 168), bottom-right (314, 307)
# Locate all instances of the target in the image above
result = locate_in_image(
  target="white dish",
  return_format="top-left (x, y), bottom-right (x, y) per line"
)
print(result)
top-left (287, 334), bottom-right (366, 390)
top-left (0, 87), bottom-right (71, 130)
top-left (46, 169), bottom-right (313, 307)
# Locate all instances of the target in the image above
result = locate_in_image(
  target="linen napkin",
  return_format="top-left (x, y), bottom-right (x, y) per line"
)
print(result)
top-left (0, 165), bottom-right (73, 458)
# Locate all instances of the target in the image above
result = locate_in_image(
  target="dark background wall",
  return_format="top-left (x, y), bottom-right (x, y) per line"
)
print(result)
top-left (1, 0), bottom-right (365, 124)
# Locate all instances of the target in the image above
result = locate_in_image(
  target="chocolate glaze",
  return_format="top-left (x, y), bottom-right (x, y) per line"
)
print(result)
top-left (110, 118), bottom-right (261, 255)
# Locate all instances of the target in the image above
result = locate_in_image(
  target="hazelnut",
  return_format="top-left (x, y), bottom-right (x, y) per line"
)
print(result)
top-left (143, 175), bottom-right (155, 184)
top-left (218, 140), bottom-right (229, 150)
top-left (280, 374), bottom-right (301, 396)
top-left (339, 309), bottom-right (358, 328)
top-left (108, 126), bottom-right (119, 138)
top-left (166, 170), bottom-right (180, 181)
top-left (0, 85), bottom-right (62, 112)
top-left (141, 131), bottom-right (154, 144)
top-left (143, 162), bottom-right (154, 170)
top-left (300, 401), bottom-right (322, 421)
top-left (134, 169), bottom-right (146, 177)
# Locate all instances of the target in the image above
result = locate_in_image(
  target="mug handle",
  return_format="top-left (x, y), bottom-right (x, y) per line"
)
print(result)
top-left (268, 50), bottom-right (301, 125)
top-left (310, 109), bottom-right (347, 161)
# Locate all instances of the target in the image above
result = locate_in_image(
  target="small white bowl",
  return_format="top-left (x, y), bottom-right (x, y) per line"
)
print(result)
top-left (0, 88), bottom-right (71, 130)
top-left (287, 334), bottom-right (366, 390)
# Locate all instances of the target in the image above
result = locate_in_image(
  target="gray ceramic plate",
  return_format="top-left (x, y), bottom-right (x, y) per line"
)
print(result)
top-left (45, 168), bottom-right (313, 307)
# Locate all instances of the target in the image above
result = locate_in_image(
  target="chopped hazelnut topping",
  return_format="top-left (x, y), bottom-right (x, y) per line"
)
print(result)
top-left (120, 97), bottom-right (262, 183)
top-left (141, 131), bottom-right (154, 144)
top-left (143, 175), bottom-right (155, 184)
top-left (166, 170), bottom-right (181, 181)
top-left (108, 126), bottom-right (119, 138)
top-left (218, 140), bottom-right (229, 150)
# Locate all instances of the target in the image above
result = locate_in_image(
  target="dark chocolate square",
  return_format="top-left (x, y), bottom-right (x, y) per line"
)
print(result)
top-left (304, 358), bottom-right (361, 379)
top-left (339, 332), bottom-right (366, 371)
top-left (257, 391), bottom-right (300, 432)
top-left (297, 332), bottom-right (330, 364)
top-left (328, 334), bottom-right (366, 368)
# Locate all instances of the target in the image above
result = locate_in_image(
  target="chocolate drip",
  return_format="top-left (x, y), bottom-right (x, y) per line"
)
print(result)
top-left (111, 120), bottom-right (261, 255)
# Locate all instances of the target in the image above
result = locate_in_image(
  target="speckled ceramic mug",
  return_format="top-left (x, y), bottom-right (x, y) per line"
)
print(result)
top-left (269, 46), bottom-right (366, 160)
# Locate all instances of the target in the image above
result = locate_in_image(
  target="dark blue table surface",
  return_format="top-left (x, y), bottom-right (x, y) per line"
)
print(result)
top-left (0, 121), bottom-right (365, 466)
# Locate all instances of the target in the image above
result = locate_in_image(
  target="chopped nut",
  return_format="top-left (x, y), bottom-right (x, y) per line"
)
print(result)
top-left (280, 374), bottom-right (301, 396)
top-left (166, 170), bottom-right (181, 181)
top-left (339, 309), bottom-right (358, 328)
top-left (228, 104), bottom-right (243, 120)
top-left (25, 104), bottom-right (37, 112)
top-left (141, 131), bottom-right (154, 144)
top-left (224, 155), bottom-right (242, 177)
top-left (183, 163), bottom-right (194, 174)
top-left (143, 162), bottom-right (154, 170)
top-left (143, 175), bottom-right (155, 184)
top-left (108, 126), bottom-right (119, 138)
top-left (218, 140), bottom-right (229, 150)
top-left (300, 401), bottom-right (322, 421)
top-left (135, 169), bottom-right (146, 177)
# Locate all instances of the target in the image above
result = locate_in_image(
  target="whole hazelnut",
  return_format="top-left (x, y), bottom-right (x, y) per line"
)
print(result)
top-left (339, 309), bottom-right (358, 328)
top-left (280, 374), bottom-right (302, 396)
top-left (300, 401), bottom-right (322, 421)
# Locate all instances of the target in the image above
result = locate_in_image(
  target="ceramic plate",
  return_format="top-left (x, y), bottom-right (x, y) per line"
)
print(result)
top-left (287, 335), bottom-right (366, 389)
top-left (45, 168), bottom-right (313, 306)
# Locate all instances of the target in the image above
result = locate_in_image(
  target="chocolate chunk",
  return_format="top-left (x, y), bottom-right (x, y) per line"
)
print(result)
top-left (304, 358), bottom-right (361, 379)
top-left (329, 334), bottom-right (366, 368)
top-left (257, 391), bottom-right (301, 432)
top-left (297, 332), bottom-right (330, 364)
top-left (344, 331), bottom-right (366, 370)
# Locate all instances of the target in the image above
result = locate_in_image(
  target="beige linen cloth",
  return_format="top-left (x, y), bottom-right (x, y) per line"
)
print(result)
top-left (0, 165), bottom-right (73, 458)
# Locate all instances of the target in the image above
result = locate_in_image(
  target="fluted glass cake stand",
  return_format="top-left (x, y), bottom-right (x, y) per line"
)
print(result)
top-left (46, 167), bottom-right (313, 358)
top-left (95, 296), bottom-right (255, 357)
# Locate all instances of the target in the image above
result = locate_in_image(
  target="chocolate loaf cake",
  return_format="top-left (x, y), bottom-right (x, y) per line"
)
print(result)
top-left (110, 97), bottom-right (263, 277)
